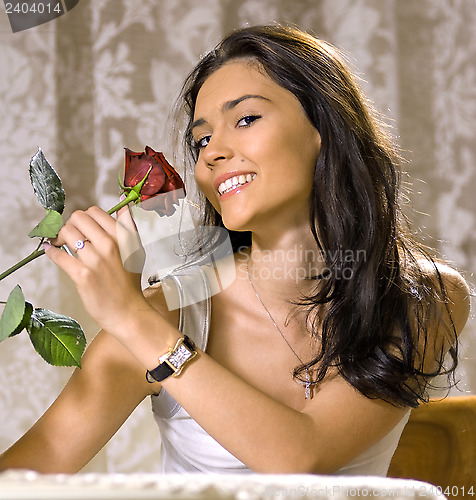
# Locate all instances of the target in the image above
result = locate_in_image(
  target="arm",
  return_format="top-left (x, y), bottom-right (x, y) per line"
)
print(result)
top-left (161, 350), bottom-right (410, 473)
top-left (158, 262), bottom-right (471, 473)
top-left (0, 284), bottom-right (176, 474)
top-left (41, 208), bottom-right (471, 474)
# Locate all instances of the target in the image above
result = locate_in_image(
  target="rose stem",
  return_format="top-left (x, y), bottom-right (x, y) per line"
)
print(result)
top-left (0, 195), bottom-right (139, 282)
top-left (0, 168), bottom-right (151, 282)
top-left (0, 248), bottom-right (46, 281)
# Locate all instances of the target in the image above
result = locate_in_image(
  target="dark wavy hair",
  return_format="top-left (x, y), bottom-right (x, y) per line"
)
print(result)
top-left (178, 24), bottom-right (459, 408)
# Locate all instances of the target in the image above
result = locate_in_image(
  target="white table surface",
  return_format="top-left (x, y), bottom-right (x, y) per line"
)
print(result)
top-left (0, 470), bottom-right (446, 500)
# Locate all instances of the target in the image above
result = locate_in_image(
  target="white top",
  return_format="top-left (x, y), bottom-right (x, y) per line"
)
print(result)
top-left (151, 264), bottom-right (410, 475)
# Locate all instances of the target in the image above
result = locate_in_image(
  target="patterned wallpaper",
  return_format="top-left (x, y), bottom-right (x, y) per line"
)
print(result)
top-left (0, 0), bottom-right (474, 473)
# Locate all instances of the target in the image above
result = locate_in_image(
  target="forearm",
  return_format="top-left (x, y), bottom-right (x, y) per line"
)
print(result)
top-left (162, 351), bottom-right (322, 473)
top-left (0, 427), bottom-right (88, 474)
top-left (0, 330), bottom-right (152, 474)
top-left (114, 308), bottom-right (324, 473)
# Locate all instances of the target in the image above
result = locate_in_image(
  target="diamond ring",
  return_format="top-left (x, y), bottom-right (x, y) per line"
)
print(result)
top-left (74, 239), bottom-right (87, 252)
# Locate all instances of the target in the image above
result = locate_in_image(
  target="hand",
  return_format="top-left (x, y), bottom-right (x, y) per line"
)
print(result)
top-left (44, 206), bottom-right (148, 336)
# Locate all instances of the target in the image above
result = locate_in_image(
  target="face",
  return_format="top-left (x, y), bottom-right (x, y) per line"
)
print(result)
top-left (192, 60), bottom-right (321, 234)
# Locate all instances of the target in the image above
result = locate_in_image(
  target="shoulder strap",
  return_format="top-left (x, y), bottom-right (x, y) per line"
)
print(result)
top-left (161, 265), bottom-right (211, 351)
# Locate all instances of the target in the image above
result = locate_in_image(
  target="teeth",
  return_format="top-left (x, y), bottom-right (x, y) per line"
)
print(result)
top-left (218, 174), bottom-right (256, 195)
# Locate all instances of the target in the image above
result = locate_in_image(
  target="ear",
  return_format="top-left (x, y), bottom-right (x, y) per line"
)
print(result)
top-left (313, 125), bottom-right (321, 145)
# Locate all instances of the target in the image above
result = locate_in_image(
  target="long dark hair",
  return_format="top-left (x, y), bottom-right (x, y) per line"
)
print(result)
top-left (178, 24), bottom-right (459, 408)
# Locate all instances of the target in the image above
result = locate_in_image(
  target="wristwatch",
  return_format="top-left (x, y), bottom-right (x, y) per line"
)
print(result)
top-left (146, 336), bottom-right (197, 383)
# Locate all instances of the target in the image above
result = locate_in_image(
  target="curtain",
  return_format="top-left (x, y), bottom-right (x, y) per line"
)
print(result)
top-left (0, 0), bottom-right (474, 473)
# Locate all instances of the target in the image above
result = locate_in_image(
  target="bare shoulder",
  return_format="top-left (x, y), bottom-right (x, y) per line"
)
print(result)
top-left (417, 259), bottom-right (471, 336)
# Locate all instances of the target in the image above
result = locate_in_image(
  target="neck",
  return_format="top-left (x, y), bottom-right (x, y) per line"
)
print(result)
top-left (238, 222), bottom-right (325, 300)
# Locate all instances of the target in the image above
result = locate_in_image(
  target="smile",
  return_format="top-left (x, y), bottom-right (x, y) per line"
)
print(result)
top-left (218, 173), bottom-right (257, 196)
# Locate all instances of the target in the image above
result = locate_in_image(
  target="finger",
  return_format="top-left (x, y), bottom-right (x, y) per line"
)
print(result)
top-left (54, 208), bottom-right (115, 249)
top-left (43, 241), bottom-right (84, 281)
top-left (117, 204), bottom-right (139, 234)
top-left (81, 206), bottom-right (118, 240)
top-left (85, 206), bottom-right (140, 251)
top-left (51, 221), bottom-right (88, 253)
top-left (116, 206), bottom-right (145, 274)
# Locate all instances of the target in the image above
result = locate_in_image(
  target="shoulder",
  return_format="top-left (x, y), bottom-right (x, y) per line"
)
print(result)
top-left (417, 259), bottom-right (471, 336)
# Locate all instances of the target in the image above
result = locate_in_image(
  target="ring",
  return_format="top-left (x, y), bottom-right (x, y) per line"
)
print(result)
top-left (74, 239), bottom-right (87, 252)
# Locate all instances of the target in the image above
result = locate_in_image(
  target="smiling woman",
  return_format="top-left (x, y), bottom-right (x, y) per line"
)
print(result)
top-left (191, 61), bottom-right (320, 234)
top-left (0, 24), bottom-right (470, 477)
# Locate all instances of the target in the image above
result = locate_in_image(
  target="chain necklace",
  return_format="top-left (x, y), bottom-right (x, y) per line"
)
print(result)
top-left (246, 261), bottom-right (316, 399)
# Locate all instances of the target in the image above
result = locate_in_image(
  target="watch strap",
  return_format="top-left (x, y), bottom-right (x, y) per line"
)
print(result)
top-left (146, 335), bottom-right (196, 383)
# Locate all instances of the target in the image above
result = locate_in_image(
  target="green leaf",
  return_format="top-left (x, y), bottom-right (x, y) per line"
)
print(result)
top-left (28, 210), bottom-right (63, 238)
top-left (27, 308), bottom-right (86, 367)
top-left (9, 301), bottom-right (33, 337)
top-left (0, 285), bottom-right (26, 342)
top-left (29, 148), bottom-right (65, 214)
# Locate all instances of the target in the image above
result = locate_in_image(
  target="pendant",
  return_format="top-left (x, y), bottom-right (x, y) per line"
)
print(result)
top-left (299, 369), bottom-right (313, 399)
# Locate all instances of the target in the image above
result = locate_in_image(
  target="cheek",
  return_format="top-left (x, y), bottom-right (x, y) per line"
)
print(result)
top-left (194, 161), bottom-right (210, 193)
top-left (194, 163), bottom-right (220, 210)
top-left (194, 163), bottom-right (206, 192)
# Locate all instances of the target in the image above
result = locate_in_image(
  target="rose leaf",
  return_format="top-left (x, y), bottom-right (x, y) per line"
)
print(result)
top-left (29, 148), bottom-right (66, 214)
top-left (0, 285), bottom-right (26, 342)
top-left (9, 301), bottom-right (33, 337)
top-left (28, 210), bottom-right (63, 238)
top-left (27, 308), bottom-right (86, 367)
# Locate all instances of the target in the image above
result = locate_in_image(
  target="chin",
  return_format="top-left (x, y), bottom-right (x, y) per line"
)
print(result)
top-left (221, 219), bottom-right (249, 233)
top-left (220, 211), bottom-right (253, 233)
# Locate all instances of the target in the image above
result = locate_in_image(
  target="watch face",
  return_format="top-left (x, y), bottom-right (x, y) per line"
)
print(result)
top-left (168, 344), bottom-right (193, 369)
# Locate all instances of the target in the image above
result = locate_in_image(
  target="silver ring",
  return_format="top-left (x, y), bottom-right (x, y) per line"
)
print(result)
top-left (74, 239), bottom-right (87, 252)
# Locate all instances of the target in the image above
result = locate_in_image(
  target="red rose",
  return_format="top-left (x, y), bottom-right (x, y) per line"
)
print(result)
top-left (124, 146), bottom-right (185, 215)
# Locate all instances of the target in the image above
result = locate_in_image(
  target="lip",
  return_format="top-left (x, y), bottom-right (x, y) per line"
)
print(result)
top-left (213, 170), bottom-right (257, 194)
top-left (218, 179), bottom-right (255, 201)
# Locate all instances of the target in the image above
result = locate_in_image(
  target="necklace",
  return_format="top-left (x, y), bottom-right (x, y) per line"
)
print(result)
top-left (246, 262), bottom-right (316, 399)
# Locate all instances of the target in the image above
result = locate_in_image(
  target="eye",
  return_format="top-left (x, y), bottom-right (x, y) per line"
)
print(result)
top-left (193, 135), bottom-right (211, 150)
top-left (237, 115), bottom-right (261, 128)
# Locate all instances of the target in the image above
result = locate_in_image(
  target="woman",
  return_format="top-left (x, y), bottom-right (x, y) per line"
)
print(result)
top-left (0, 25), bottom-right (470, 475)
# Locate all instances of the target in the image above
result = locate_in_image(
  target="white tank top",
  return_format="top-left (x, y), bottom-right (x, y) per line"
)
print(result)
top-left (151, 264), bottom-right (410, 474)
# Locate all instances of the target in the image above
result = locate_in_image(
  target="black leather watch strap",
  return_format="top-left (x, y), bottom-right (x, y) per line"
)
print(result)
top-left (146, 335), bottom-right (196, 383)
top-left (146, 359), bottom-right (174, 383)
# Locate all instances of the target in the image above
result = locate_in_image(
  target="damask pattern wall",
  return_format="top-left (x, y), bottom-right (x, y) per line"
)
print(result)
top-left (0, 0), bottom-right (474, 473)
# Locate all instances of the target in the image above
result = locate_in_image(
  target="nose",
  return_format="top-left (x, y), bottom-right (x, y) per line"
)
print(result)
top-left (201, 131), bottom-right (234, 168)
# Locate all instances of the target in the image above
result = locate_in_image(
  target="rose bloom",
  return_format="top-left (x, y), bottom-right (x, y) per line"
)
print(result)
top-left (124, 146), bottom-right (185, 215)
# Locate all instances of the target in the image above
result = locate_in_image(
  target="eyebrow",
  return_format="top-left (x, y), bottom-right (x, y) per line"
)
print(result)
top-left (190, 94), bottom-right (270, 132)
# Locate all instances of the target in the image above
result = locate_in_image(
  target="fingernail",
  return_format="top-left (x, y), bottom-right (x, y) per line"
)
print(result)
top-left (43, 242), bottom-right (51, 251)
